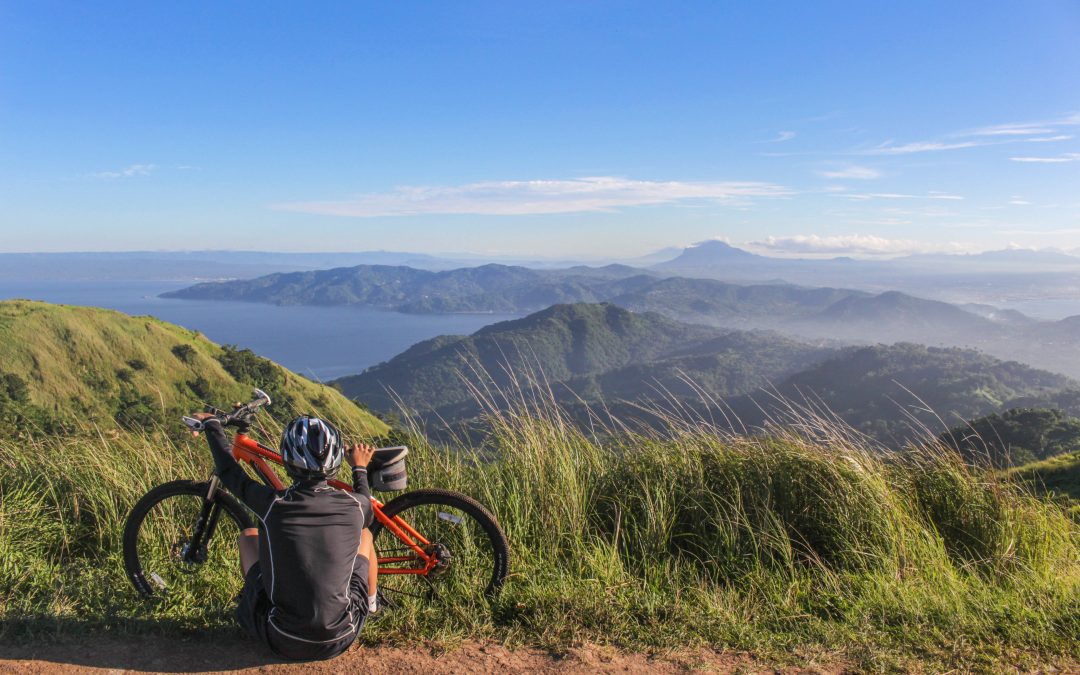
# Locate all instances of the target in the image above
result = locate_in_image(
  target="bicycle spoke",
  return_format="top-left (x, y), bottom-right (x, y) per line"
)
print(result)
top-left (376, 504), bottom-right (496, 604)
top-left (134, 491), bottom-right (243, 606)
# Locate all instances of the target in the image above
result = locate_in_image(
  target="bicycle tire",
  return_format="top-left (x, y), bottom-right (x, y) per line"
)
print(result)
top-left (370, 488), bottom-right (510, 600)
top-left (123, 479), bottom-right (254, 599)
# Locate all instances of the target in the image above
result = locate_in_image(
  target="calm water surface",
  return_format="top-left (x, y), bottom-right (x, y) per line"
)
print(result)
top-left (0, 281), bottom-right (517, 381)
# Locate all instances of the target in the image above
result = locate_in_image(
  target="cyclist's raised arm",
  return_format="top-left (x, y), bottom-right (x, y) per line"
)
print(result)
top-left (200, 416), bottom-right (277, 515)
top-left (346, 443), bottom-right (375, 528)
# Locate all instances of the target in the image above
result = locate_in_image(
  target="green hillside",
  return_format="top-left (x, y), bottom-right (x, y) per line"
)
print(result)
top-left (1009, 451), bottom-right (1080, 512)
top-left (557, 330), bottom-right (833, 407)
top-left (334, 303), bottom-right (841, 430)
top-left (722, 343), bottom-right (1076, 445)
top-left (0, 300), bottom-right (387, 437)
top-left (334, 303), bottom-right (1078, 447)
top-left (333, 303), bottom-right (728, 414)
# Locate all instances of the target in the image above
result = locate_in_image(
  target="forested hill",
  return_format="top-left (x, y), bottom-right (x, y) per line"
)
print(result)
top-left (163, 262), bottom-right (873, 321)
top-left (332, 303), bottom-right (836, 421)
top-left (0, 300), bottom-right (387, 438)
top-left (713, 343), bottom-right (1077, 446)
top-left (163, 263), bottom-right (659, 313)
top-left (941, 408), bottom-right (1080, 468)
top-left (331, 302), bottom-right (1078, 447)
top-left (336, 303), bottom-right (732, 413)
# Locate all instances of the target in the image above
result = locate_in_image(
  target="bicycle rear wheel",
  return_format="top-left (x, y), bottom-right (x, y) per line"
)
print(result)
top-left (123, 480), bottom-right (253, 604)
top-left (370, 488), bottom-right (509, 605)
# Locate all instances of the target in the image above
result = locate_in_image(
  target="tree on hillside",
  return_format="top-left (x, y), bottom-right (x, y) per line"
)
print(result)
top-left (940, 408), bottom-right (1080, 468)
top-left (0, 372), bottom-right (59, 433)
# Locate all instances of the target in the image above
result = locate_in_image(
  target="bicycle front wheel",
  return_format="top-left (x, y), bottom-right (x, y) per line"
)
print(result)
top-left (370, 488), bottom-right (509, 604)
top-left (123, 480), bottom-right (253, 605)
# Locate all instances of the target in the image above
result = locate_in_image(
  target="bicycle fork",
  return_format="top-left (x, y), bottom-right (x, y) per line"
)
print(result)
top-left (180, 476), bottom-right (226, 566)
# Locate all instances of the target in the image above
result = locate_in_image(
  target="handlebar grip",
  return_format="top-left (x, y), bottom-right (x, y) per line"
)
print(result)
top-left (181, 416), bottom-right (206, 432)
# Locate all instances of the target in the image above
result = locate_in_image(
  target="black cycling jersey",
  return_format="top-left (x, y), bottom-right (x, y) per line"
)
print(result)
top-left (203, 420), bottom-right (373, 653)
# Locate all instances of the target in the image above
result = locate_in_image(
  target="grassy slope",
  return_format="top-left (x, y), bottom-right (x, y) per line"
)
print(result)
top-left (1, 399), bottom-right (1078, 670)
top-left (0, 299), bottom-right (386, 436)
top-left (1009, 452), bottom-right (1080, 515)
top-left (1, 302), bottom-right (1077, 668)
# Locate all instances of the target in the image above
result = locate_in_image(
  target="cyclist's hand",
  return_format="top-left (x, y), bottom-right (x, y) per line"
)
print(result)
top-left (346, 443), bottom-right (375, 468)
top-left (188, 412), bottom-right (216, 437)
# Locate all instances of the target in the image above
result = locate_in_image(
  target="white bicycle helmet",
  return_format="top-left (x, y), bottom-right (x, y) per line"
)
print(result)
top-left (280, 415), bottom-right (343, 480)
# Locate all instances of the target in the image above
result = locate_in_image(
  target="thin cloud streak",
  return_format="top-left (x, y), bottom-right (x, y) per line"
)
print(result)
top-left (1026, 135), bottom-right (1073, 142)
top-left (840, 191), bottom-right (964, 201)
top-left (817, 165), bottom-right (881, 179)
top-left (747, 233), bottom-right (969, 256)
top-left (91, 163), bottom-right (155, 179)
top-left (763, 130), bottom-right (796, 143)
top-left (273, 176), bottom-right (792, 217)
top-left (1009, 153), bottom-right (1080, 163)
top-left (864, 140), bottom-right (983, 155)
top-left (967, 123), bottom-right (1055, 137)
top-left (862, 112), bottom-right (1080, 155)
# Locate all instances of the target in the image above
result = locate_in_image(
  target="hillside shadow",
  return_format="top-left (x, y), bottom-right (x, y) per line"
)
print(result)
top-left (0, 617), bottom-right (285, 672)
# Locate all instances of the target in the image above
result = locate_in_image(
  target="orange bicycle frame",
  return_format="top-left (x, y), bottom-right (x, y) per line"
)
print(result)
top-left (230, 433), bottom-right (438, 576)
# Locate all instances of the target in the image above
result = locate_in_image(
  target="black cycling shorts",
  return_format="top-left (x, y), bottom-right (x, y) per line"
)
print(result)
top-left (236, 558), bottom-right (369, 661)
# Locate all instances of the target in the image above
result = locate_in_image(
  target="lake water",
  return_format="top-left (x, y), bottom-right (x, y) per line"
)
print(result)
top-left (0, 281), bottom-right (517, 381)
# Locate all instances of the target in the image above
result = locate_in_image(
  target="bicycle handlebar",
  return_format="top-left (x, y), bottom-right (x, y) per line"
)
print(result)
top-left (182, 387), bottom-right (272, 432)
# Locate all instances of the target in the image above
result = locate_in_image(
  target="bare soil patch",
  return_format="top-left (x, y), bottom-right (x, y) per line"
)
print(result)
top-left (0, 637), bottom-right (852, 674)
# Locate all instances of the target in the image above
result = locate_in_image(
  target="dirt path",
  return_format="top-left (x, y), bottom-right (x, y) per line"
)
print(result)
top-left (0, 637), bottom-right (849, 674)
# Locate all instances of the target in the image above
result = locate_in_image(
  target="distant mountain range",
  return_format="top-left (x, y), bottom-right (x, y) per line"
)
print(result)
top-left (332, 303), bottom-right (1077, 446)
top-left (654, 241), bottom-right (1080, 311)
top-left (7, 243), bottom-right (1080, 305)
top-left (657, 240), bottom-right (1080, 277)
top-left (163, 260), bottom-right (1080, 378)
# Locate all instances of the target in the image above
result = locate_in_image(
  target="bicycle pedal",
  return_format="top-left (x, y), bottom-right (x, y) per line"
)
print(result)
top-left (375, 589), bottom-right (396, 610)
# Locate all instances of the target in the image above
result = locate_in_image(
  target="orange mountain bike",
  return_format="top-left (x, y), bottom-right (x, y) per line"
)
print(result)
top-left (122, 389), bottom-right (509, 608)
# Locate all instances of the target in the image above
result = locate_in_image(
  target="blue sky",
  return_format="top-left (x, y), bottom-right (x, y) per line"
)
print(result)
top-left (2, 1), bottom-right (1079, 258)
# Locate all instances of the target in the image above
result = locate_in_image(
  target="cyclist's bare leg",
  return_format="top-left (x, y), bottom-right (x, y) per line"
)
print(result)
top-left (359, 528), bottom-right (377, 598)
top-left (238, 528), bottom-right (259, 575)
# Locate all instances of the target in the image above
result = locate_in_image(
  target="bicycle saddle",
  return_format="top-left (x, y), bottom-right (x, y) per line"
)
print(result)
top-left (369, 446), bottom-right (408, 471)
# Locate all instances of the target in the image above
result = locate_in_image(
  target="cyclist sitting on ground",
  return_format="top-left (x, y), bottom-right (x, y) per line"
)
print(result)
top-left (190, 412), bottom-right (380, 661)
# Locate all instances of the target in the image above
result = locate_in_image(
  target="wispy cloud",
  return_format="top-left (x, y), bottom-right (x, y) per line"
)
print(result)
top-left (1009, 153), bottom-right (1080, 163)
top-left (967, 123), bottom-right (1056, 137)
top-left (816, 165), bottom-right (881, 179)
top-left (91, 163), bottom-right (155, 179)
top-left (998, 227), bottom-right (1080, 236)
top-left (1025, 135), bottom-right (1073, 142)
top-left (967, 112), bottom-right (1080, 136)
top-left (763, 130), bottom-right (796, 143)
top-left (863, 140), bottom-right (983, 155)
top-left (747, 233), bottom-right (967, 257)
top-left (272, 176), bottom-right (792, 217)
top-left (839, 191), bottom-right (964, 201)
top-left (862, 112), bottom-right (1080, 155)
